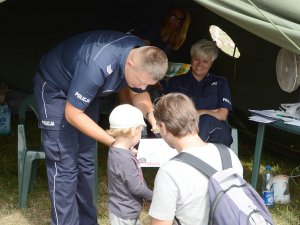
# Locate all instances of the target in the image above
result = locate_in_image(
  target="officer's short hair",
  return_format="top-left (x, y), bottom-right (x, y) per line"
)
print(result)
top-left (190, 39), bottom-right (218, 61)
top-left (138, 46), bottom-right (168, 81)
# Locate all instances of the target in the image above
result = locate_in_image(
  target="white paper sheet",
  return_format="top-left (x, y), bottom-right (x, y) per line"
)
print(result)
top-left (248, 109), bottom-right (280, 120)
top-left (284, 120), bottom-right (300, 126)
top-left (248, 109), bottom-right (300, 126)
top-left (248, 115), bottom-right (275, 123)
top-left (137, 138), bottom-right (178, 167)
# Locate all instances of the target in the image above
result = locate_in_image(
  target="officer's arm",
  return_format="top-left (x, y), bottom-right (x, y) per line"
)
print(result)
top-left (197, 108), bottom-right (229, 121)
top-left (64, 101), bottom-right (115, 146)
top-left (129, 90), bottom-right (159, 132)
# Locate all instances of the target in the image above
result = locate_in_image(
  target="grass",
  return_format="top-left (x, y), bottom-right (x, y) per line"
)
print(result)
top-left (0, 115), bottom-right (299, 225)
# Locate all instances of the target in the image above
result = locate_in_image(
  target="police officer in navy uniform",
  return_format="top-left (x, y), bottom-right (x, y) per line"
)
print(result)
top-left (164, 39), bottom-right (233, 147)
top-left (33, 30), bottom-right (168, 225)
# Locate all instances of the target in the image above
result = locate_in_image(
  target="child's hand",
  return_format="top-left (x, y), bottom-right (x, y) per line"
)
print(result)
top-left (130, 147), bottom-right (138, 156)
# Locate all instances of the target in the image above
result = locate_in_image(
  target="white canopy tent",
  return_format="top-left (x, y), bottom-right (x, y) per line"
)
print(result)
top-left (194, 0), bottom-right (300, 55)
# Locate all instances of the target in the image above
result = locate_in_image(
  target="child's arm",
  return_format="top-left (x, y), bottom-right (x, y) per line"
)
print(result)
top-left (125, 157), bottom-right (153, 201)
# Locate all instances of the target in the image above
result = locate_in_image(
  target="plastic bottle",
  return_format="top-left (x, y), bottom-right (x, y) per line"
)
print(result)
top-left (262, 165), bottom-right (274, 207)
top-left (0, 103), bottom-right (11, 135)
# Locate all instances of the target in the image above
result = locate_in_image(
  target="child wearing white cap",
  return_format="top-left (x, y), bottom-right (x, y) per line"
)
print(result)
top-left (106, 104), bottom-right (152, 225)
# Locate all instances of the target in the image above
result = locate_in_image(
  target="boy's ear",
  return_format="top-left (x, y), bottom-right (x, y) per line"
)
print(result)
top-left (133, 127), bottom-right (138, 135)
top-left (159, 122), bottom-right (167, 137)
top-left (131, 126), bottom-right (141, 136)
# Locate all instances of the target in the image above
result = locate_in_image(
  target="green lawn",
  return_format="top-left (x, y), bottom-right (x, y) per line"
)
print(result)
top-left (0, 116), bottom-right (299, 225)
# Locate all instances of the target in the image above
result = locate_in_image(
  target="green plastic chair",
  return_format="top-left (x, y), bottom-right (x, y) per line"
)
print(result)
top-left (226, 118), bottom-right (239, 156)
top-left (18, 94), bottom-right (45, 208)
top-left (230, 127), bottom-right (238, 156)
top-left (18, 94), bottom-right (99, 207)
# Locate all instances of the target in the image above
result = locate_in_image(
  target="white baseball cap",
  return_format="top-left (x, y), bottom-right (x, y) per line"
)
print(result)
top-left (109, 104), bottom-right (147, 128)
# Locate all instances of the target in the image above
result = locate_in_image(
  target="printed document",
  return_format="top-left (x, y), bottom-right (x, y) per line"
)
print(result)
top-left (137, 138), bottom-right (178, 167)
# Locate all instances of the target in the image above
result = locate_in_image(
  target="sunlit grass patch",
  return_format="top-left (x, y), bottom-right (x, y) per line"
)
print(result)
top-left (0, 117), bottom-right (299, 224)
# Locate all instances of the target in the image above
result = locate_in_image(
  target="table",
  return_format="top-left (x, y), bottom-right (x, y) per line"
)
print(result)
top-left (250, 121), bottom-right (300, 189)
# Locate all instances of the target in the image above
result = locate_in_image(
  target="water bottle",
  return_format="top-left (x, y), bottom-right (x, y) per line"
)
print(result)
top-left (262, 165), bottom-right (274, 207)
top-left (0, 103), bottom-right (11, 135)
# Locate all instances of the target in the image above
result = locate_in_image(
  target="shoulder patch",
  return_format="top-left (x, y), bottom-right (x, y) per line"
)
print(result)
top-left (223, 98), bottom-right (231, 105)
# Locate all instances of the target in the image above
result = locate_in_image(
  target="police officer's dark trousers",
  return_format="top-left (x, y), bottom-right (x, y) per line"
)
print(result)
top-left (199, 114), bottom-right (233, 147)
top-left (34, 74), bottom-right (98, 225)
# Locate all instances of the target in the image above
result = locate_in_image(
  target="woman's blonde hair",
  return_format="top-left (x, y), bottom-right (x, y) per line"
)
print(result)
top-left (190, 39), bottom-right (219, 61)
top-left (160, 7), bottom-right (191, 50)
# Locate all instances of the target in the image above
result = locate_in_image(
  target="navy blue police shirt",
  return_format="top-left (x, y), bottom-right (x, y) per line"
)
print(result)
top-left (39, 30), bottom-right (145, 111)
top-left (164, 72), bottom-right (232, 111)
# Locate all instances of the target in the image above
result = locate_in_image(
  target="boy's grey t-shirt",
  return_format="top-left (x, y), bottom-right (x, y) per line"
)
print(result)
top-left (107, 146), bottom-right (153, 219)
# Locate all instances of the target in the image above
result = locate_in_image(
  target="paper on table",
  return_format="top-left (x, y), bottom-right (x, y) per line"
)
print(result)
top-left (249, 109), bottom-right (281, 120)
top-left (284, 120), bottom-right (300, 126)
top-left (248, 109), bottom-right (300, 126)
top-left (248, 115), bottom-right (275, 123)
top-left (137, 138), bottom-right (178, 167)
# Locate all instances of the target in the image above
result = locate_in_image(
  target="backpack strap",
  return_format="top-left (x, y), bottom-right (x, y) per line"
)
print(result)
top-left (172, 151), bottom-right (216, 177)
top-left (172, 153), bottom-right (215, 225)
top-left (171, 144), bottom-right (233, 177)
top-left (213, 143), bottom-right (232, 169)
top-left (172, 144), bottom-right (234, 225)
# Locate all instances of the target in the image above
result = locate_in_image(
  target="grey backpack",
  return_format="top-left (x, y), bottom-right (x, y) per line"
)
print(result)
top-left (172, 143), bottom-right (275, 225)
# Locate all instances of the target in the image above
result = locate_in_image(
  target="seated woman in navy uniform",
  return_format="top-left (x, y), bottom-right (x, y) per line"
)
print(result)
top-left (163, 39), bottom-right (233, 147)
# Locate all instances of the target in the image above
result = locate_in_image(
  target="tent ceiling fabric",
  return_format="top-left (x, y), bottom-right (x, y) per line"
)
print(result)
top-left (194, 0), bottom-right (300, 55)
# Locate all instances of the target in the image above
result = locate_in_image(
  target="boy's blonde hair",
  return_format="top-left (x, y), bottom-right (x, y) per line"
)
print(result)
top-left (106, 126), bottom-right (142, 138)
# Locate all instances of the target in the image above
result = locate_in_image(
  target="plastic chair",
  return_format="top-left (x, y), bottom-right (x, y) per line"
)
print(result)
top-left (226, 117), bottom-right (238, 156)
top-left (18, 94), bottom-right (45, 208)
top-left (230, 127), bottom-right (238, 156)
